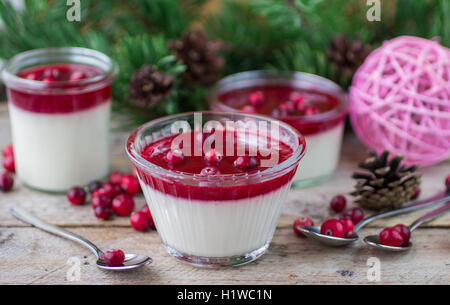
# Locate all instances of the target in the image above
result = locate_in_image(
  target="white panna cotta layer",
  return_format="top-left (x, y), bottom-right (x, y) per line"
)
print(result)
top-left (9, 102), bottom-right (110, 192)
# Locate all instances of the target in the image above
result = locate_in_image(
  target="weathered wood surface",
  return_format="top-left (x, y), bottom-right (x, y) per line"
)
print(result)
top-left (0, 103), bottom-right (449, 285)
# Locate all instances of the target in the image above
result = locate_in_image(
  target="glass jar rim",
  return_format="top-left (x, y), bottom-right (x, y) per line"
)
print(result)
top-left (208, 70), bottom-right (348, 123)
top-left (1, 47), bottom-right (118, 94)
top-left (126, 111), bottom-right (306, 184)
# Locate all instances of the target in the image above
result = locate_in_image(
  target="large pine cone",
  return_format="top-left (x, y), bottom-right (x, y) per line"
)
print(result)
top-left (129, 65), bottom-right (175, 108)
top-left (351, 151), bottom-right (421, 210)
top-left (169, 30), bottom-right (224, 86)
top-left (326, 34), bottom-right (371, 77)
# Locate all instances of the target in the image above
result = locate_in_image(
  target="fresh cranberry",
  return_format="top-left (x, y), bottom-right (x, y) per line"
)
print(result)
top-left (112, 194), bottom-right (135, 216)
top-left (339, 218), bottom-right (354, 235)
top-left (2, 155), bottom-right (15, 172)
top-left (304, 106), bottom-right (319, 115)
top-left (343, 207), bottom-right (364, 224)
top-left (42, 76), bottom-right (56, 83)
top-left (289, 92), bottom-right (304, 106)
top-left (69, 71), bottom-right (86, 81)
top-left (279, 101), bottom-right (295, 113)
top-left (43, 68), bottom-right (59, 79)
top-left (242, 105), bottom-right (257, 114)
top-left (0, 171), bottom-right (14, 192)
top-left (392, 224), bottom-right (411, 246)
top-left (411, 188), bottom-right (421, 200)
top-left (141, 206), bottom-right (155, 229)
top-left (120, 175), bottom-right (141, 196)
top-left (293, 216), bottom-right (314, 237)
top-left (25, 73), bottom-right (39, 80)
top-left (204, 149), bottom-right (223, 163)
top-left (320, 219), bottom-right (346, 238)
top-left (91, 191), bottom-right (112, 209)
top-left (109, 171), bottom-right (123, 184)
top-left (66, 187), bottom-right (86, 205)
top-left (445, 174), bottom-right (450, 191)
top-left (248, 91), bottom-right (264, 107)
top-left (130, 211), bottom-right (152, 231)
top-left (234, 156), bottom-right (258, 169)
top-left (94, 206), bottom-right (112, 220)
top-left (101, 249), bottom-right (125, 266)
top-left (379, 228), bottom-right (405, 247)
top-left (330, 195), bottom-right (346, 213)
top-left (102, 182), bottom-right (123, 197)
top-left (87, 180), bottom-right (103, 193)
top-left (200, 166), bottom-right (220, 176)
top-left (164, 149), bottom-right (185, 164)
top-left (2, 144), bottom-right (13, 158)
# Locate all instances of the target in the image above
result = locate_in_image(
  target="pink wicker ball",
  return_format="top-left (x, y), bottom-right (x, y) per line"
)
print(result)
top-left (349, 36), bottom-right (450, 166)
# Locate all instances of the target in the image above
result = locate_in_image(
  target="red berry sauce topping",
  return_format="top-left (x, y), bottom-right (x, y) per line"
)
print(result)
top-left (293, 216), bottom-right (314, 237)
top-left (101, 249), bottom-right (125, 266)
top-left (248, 91), bottom-right (264, 107)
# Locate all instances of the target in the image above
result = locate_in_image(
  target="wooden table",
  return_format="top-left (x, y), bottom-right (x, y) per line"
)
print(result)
top-left (0, 103), bottom-right (449, 285)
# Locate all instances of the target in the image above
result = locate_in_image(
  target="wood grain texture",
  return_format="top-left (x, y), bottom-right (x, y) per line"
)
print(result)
top-left (0, 103), bottom-right (449, 284)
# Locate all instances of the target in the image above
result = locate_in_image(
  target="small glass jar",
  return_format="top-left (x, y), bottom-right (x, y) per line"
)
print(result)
top-left (2, 47), bottom-right (118, 192)
top-left (209, 71), bottom-right (348, 187)
top-left (127, 112), bottom-right (305, 267)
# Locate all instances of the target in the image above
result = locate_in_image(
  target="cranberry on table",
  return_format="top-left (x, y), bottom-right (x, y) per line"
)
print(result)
top-left (91, 191), bottom-right (112, 209)
top-left (87, 180), bottom-right (103, 193)
top-left (102, 182), bottom-right (123, 197)
top-left (200, 166), bottom-right (220, 176)
top-left (109, 171), bottom-right (123, 185)
top-left (330, 195), bottom-right (346, 213)
top-left (343, 207), bottom-right (364, 224)
top-left (247, 91), bottom-right (264, 107)
top-left (392, 224), bottom-right (411, 246)
top-left (101, 249), bottom-right (125, 266)
top-left (130, 211), bottom-right (152, 231)
top-left (2, 155), bottom-right (15, 172)
top-left (112, 194), bottom-right (135, 216)
top-left (379, 228), bottom-right (405, 247)
top-left (141, 206), bottom-right (155, 229)
top-left (0, 171), bottom-right (14, 192)
top-left (293, 216), bottom-right (314, 237)
top-left (120, 175), bottom-right (141, 196)
top-left (241, 105), bottom-right (257, 114)
top-left (2, 144), bottom-right (14, 158)
top-left (234, 156), bottom-right (258, 169)
top-left (339, 217), bottom-right (354, 235)
top-left (66, 187), bottom-right (86, 205)
top-left (320, 219), bottom-right (346, 238)
top-left (94, 206), bottom-right (112, 220)
top-left (411, 188), bottom-right (421, 200)
top-left (164, 149), bottom-right (185, 164)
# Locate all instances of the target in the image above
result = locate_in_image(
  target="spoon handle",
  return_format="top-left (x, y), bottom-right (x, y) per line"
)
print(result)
top-left (354, 191), bottom-right (450, 232)
top-left (10, 207), bottom-right (103, 258)
top-left (409, 201), bottom-right (450, 232)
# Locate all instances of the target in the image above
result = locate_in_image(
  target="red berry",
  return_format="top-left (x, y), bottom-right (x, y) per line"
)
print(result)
top-left (2, 155), bottom-right (15, 172)
top-left (102, 182), bottom-right (123, 197)
top-left (25, 73), bottom-right (39, 80)
top-left (120, 175), bottom-right (141, 196)
top-left (289, 92), bottom-right (304, 106)
top-left (445, 174), bottom-right (450, 190)
top-left (101, 249), bottom-right (125, 266)
top-left (330, 195), bottom-right (346, 213)
top-left (339, 217), bottom-right (354, 235)
top-left (69, 71), bottom-right (86, 81)
top-left (87, 180), bottom-right (103, 193)
top-left (279, 101), bottom-right (295, 113)
top-left (411, 188), bottom-right (420, 200)
top-left (204, 149), bottom-right (223, 163)
top-left (109, 171), bottom-right (123, 185)
top-left (241, 105), bottom-right (257, 114)
top-left (392, 224), bottom-right (411, 246)
top-left (43, 68), bottom-right (59, 79)
top-left (320, 219), bottom-right (346, 238)
top-left (130, 211), bottom-right (152, 232)
top-left (91, 191), bottom-right (112, 209)
top-left (248, 91), bottom-right (264, 107)
top-left (112, 194), bottom-right (135, 216)
top-left (343, 207), bottom-right (364, 224)
top-left (94, 206), bottom-right (112, 220)
top-left (0, 171), bottom-right (14, 192)
top-left (164, 149), bottom-right (185, 164)
top-left (304, 106), bottom-right (319, 115)
top-left (2, 144), bottom-right (13, 158)
top-left (66, 187), bottom-right (86, 205)
top-left (379, 228), bottom-right (405, 247)
top-left (234, 156), bottom-right (258, 169)
top-left (141, 206), bottom-right (155, 229)
top-left (200, 166), bottom-right (220, 176)
top-left (293, 216), bottom-right (314, 237)
top-left (271, 108), bottom-right (288, 118)
top-left (42, 76), bottom-right (56, 83)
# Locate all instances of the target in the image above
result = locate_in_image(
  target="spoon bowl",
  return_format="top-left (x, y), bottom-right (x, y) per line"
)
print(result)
top-left (97, 253), bottom-right (152, 270)
top-left (363, 235), bottom-right (411, 252)
top-left (297, 226), bottom-right (358, 247)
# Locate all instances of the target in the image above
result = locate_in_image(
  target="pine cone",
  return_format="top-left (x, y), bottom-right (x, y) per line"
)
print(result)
top-left (169, 30), bottom-right (224, 86)
top-left (351, 151), bottom-right (421, 210)
top-left (129, 65), bottom-right (175, 108)
top-left (326, 34), bottom-right (371, 77)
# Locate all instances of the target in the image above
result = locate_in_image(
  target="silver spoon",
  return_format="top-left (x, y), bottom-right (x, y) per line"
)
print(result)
top-left (10, 207), bottom-right (152, 270)
top-left (297, 190), bottom-right (450, 247)
top-left (364, 201), bottom-right (450, 251)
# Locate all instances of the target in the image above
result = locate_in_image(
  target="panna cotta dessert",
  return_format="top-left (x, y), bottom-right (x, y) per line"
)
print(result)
top-left (2, 48), bottom-right (118, 192)
top-left (127, 112), bottom-right (305, 267)
top-left (209, 71), bottom-right (348, 187)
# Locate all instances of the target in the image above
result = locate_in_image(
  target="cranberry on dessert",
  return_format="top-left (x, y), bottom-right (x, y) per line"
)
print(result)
top-left (102, 182), bottom-right (123, 197)
top-left (164, 149), bottom-right (185, 164)
top-left (130, 211), bottom-right (152, 232)
top-left (2, 155), bottom-right (15, 172)
top-left (293, 216), bottom-right (314, 237)
top-left (120, 175), bottom-right (141, 196)
top-left (392, 224), bottom-right (411, 246)
top-left (2, 144), bottom-right (13, 158)
top-left (69, 71), bottom-right (86, 81)
top-left (200, 166), bottom-right (221, 176)
top-left (87, 180), bottom-right (103, 193)
top-left (279, 101), bottom-right (295, 113)
top-left (248, 91), bottom-right (264, 107)
top-left (241, 105), bottom-right (257, 114)
top-left (343, 207), bottom-right (364, 224)
top-left (91, 191), bottom-right (112, 209)
top-left (0, 171), bottom-right (14, 192)
top-left (94, 206), bottom-right (112, 220)
top-left (379, 228), bottom-right (405, 247)
top-left (320, 219), bottom-right (346, 238)
top-left (101, 249), bottom-right (125, 266)
top-left (204, 149), bottom-right (223, 164)
top-left (66, 187), bottom-right (86, 205)
top-left (109, 171), bottom-right (123, 185)
top-left (234, 156), bottom-right (258, 170)
top-left (289, 92), bottom-right (304, 106)
top-left (112, 194), bottom-right (135, 216)
top-left (339, 217), bottom-right (354, 235)
top-left (141, 206), bottom-right (155, 229)
top-left (304, 106), bottom-right (319, 115)
top-left (330, 195), bottom-right (346, 213)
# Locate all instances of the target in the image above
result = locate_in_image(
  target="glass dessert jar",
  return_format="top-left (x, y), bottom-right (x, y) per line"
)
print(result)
top-left (209, 71), bottom-right (348, 187)
top-left (127, 112), bottom-right (305, 267)
top-left (2, 47), bottom-right (118, 192)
